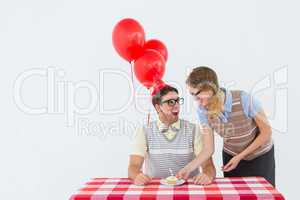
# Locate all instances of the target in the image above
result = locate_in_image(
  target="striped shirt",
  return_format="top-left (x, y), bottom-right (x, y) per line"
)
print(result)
top-left (144, 119), bottom-right (200, 178)
top-left (206, 90), bottom-right (273, 160)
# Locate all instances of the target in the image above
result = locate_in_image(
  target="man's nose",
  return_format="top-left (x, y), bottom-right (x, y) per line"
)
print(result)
top-left (173, 103), bottom-right (180, 109)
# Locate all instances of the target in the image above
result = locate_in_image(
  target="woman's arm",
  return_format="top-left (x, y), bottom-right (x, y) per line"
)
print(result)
top-left (222, 110), bottom-right (272, 172)
top-left (239, 110), bottom-right (272, 159)
top-left (202, 157), bottom-right (216, 180)
top-left (192, 157), bottom-right (216, 185)
top-left (177, 125), bottom-right (215, 179)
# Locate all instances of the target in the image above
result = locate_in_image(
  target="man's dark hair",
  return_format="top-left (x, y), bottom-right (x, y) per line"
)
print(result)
top-left (152, 85), bottom-right (178, 107)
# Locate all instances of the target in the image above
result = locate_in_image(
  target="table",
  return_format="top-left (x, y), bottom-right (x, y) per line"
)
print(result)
top-left (69, 177), bottom-right (285, 200)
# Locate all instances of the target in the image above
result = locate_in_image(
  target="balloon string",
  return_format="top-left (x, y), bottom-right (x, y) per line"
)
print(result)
top-left (147, 93), bottom-right (152, 126)
top-left (147, 111), bottom-right (150, 126)
top-left (130, 61), bottom-right (136, 110)
top-left (130, 61), bottom-right (151, 127)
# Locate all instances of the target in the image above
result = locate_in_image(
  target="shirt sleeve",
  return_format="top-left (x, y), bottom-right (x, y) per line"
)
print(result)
top-left (130, 127), bottom-right (147, 157)
top-left (196, 106), bottom-right (209, 125)
top-left (194, 124), bottom-right (203, 156)
top-left (240, 91), bottom-right (263, 118)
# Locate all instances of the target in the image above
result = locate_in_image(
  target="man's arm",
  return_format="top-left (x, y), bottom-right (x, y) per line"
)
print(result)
top-left (128, 155), bottom-right (151, 185)
top-left (128, 126), bottom-right (151, 185)
top-left (128, 155), bottom-right (144, 180)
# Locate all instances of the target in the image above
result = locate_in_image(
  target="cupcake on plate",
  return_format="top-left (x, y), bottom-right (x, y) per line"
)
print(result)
top-left (165, 176), bottom-right (178, 184)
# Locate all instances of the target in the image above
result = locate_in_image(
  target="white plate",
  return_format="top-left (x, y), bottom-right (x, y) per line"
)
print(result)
top-left (160, 178), bottom-right (185, 186)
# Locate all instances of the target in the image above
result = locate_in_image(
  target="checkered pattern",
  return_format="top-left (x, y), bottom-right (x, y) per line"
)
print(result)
top-left (70, 177), bottom-right (285, 200)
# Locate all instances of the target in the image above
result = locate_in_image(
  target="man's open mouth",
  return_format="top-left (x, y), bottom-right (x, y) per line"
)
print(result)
top-left (172, 111), bottom-right (179, 116)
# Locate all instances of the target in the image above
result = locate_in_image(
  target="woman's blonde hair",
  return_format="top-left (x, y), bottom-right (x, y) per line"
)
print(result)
top-left (186, 66), bottom-right (223, 119)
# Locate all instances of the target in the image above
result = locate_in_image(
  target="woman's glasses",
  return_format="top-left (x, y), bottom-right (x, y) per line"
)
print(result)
top-left (191, 90), bottom-right (212, 101)
top-left (161, 97), bottom-right (184, 106)
top-left (191, 90), bottom-right (201, 98)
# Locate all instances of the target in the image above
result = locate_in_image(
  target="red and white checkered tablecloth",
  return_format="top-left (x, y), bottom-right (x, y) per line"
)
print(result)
top-left (69, 177), bottom-right (285, 200)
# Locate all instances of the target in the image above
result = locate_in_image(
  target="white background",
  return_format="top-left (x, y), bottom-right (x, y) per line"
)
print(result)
top-left (0, 0), bottom-right (299, 199)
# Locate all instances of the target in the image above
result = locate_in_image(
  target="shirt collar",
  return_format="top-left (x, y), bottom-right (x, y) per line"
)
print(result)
top-left (222, 88), bottom-right (232, 113)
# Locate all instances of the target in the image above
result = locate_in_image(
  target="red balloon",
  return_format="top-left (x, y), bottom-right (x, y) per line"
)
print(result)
top-left (151, 79), bottom-right (167, 96)
top-left (112, 18), bottom-right (145, 62)
top-left (144, 39), bottom-right (168, 62)
top-left (134, 50), bottom-right (166, 89)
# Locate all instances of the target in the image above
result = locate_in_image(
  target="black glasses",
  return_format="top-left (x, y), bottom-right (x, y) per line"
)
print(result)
top-left (161, 97), bottom-right (184, 106)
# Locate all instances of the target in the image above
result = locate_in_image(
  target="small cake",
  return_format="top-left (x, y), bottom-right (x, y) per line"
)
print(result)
top-left (166, 176), bottom-right (178, 184)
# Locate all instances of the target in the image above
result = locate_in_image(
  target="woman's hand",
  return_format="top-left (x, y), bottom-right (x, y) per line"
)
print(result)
top-left (176, 165), bottom-right (193, 180)
top-left (222, 154), bottom-right (243, 172)
top-left (192, 173), bottom-right (214, 185)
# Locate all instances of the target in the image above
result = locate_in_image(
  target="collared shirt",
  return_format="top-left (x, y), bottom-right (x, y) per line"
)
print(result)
top-left (197, 88), bottom-right (262, 125)
top-left (131, 119), bottom-right (203, 157)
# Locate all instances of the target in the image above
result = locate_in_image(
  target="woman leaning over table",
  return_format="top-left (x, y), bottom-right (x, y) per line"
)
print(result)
top-left (185, 66), bottom-right (275, 186)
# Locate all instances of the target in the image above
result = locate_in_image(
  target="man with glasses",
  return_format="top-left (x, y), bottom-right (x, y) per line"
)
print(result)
top-left (128, 84), bottom-right (216, 185)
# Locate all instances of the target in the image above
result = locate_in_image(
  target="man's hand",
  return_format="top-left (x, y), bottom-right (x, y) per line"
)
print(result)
top-left (192, 173), bottom-right (214, 185)
top-left (133, 173), bottom-right (152, 185)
